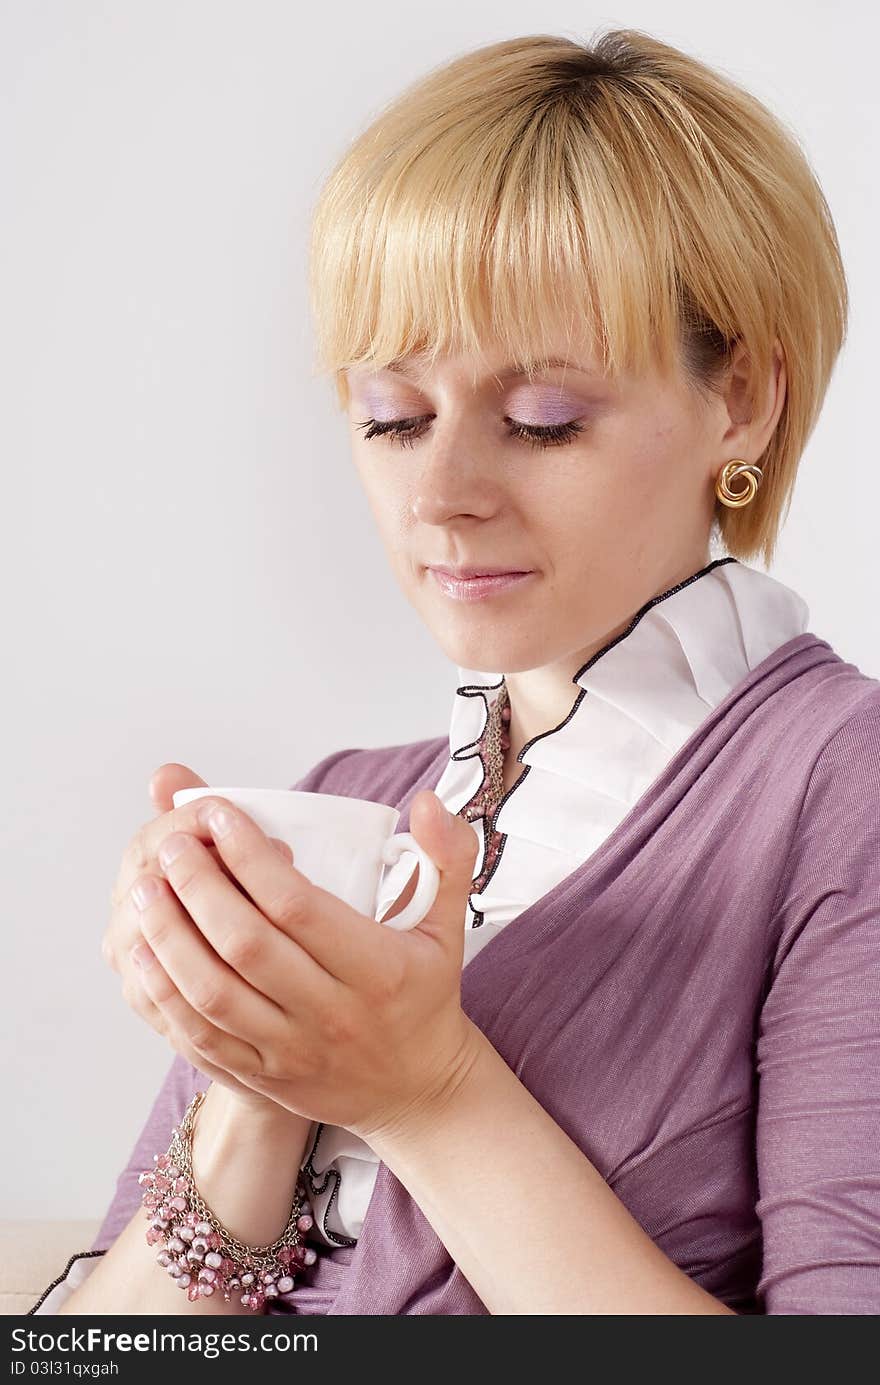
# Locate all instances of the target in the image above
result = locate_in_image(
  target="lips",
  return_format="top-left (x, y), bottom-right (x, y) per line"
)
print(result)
top-left (428, 565), bottom-right (532, 579)
top-left (428, 568), bottom-right (536, 602)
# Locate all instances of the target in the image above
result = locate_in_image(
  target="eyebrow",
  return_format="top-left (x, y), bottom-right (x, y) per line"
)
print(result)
top-left (380, 356), bottom-right (600, 381)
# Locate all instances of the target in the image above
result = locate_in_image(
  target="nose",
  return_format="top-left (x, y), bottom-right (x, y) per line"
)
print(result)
top-left (410, 442), bottom-right (500, 526)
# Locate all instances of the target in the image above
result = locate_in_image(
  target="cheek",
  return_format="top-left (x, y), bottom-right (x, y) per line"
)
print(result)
top-left (353, 461), bottom-right (413, 550)
top-left (529, 437), bottom-right (677, 575)
top-left (592, 416), bottom-right (690, 514)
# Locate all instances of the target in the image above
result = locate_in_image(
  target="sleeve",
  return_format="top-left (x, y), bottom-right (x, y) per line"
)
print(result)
top-left (754, 697), bottom-right (880, 1314)
top-left (300, 1120), bottom-right (380, 1248)
top-left (29, 746), bottom-right (362, 1314)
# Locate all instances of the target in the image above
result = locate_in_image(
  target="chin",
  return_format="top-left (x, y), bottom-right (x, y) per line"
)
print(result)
top-left (428, 621), bottom-right (546, 674)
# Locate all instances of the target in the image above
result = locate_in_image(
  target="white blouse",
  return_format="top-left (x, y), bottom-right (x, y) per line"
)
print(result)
top-left (300, 555), bottom-right (810, 1246)
top-left (32, 554), bottom-right (809, 1307)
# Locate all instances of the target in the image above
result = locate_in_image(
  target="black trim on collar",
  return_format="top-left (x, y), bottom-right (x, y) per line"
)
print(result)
top-left (300, 1123), bottom-right (358, 1249)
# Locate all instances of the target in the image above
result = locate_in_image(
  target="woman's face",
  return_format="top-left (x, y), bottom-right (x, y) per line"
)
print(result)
top-left (344, 338), bottom-right (732, 679)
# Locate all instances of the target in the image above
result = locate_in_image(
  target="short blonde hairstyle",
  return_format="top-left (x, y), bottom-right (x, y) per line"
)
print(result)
top-left (308, 29), bottom-right (848, 566)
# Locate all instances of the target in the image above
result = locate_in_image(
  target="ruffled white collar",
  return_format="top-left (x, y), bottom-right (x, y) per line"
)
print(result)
top-left (376, 556), bottom-right (809, 953)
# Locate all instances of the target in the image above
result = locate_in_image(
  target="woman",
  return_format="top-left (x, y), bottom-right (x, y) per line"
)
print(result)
top-left (31, 29), bottom-right (879, 1315)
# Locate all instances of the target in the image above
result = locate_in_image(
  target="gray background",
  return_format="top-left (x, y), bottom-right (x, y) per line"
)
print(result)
top-left (3, 1), bottom-right (877, 1217)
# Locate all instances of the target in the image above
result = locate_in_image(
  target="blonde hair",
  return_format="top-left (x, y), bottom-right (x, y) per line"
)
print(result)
top-left (308, 29), bottom-right (848, 566)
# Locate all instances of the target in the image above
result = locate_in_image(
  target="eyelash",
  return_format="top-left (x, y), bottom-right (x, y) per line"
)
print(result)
top-left (355, 415), bottom-right (585, 451)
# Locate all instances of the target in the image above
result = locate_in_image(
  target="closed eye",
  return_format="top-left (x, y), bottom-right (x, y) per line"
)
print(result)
top-left (355, 415), bottom-right (584, 451)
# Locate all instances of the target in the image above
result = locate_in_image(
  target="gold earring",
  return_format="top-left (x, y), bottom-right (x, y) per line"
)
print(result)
top-left (715, 459), bottom-right (763, 508)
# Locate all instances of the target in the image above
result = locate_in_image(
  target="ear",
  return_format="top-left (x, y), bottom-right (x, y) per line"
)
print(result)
top-left (720, 337), bottom-right (787, 462)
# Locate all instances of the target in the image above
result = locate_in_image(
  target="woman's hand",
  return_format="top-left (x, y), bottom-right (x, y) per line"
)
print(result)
top-left (104, 762), bottom-right (298, 1112)
top-left (126, 784), bottom-right (485, 1145)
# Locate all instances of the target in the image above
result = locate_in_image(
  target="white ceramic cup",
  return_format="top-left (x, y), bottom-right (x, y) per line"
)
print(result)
top-left (171, 786), bottom-right (440, 931)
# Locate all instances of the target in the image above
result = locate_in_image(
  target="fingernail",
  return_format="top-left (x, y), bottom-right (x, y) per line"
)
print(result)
top-left (206, 806), bottom-right (234, 839)
top-left (158, 834), bottom-right (188, 868)
top-left (131, 942), bottom-right (155, 969)
top-left (431, 794), bottom-right (454, 837)
top-left (131, 877), bottom-right (161, 910)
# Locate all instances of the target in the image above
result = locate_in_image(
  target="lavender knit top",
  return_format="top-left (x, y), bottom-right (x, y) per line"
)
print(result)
top-left (30, 558), bottom-right (880, 1315)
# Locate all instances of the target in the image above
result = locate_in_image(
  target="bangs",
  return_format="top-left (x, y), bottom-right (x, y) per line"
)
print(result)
top-left (309, 64), bottom-right (694, 404)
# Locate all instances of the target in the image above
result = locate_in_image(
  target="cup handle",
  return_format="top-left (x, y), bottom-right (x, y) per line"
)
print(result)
top-left (376, 832), bottom-right (440, 931)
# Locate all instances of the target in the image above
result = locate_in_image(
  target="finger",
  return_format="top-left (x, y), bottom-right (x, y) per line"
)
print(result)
top-left (129, 860), bottom-right (288, 1046)
top-left (124, 944), bottom-right (267, 1098)
top-left (120, 963), bottom-right (169, 1037)
top-left (197, 796), bottom-right (396, 988)
top-left (113, 797), bottom-right (291, 910)
top-left (131, 939), bottom-right (267, 1078)
top-left (154, 825), bottom-right (345, 1003)
top-left (108, 836), bottom-right (293, 974)
top-left (149, 763), bottom-right (209, 815)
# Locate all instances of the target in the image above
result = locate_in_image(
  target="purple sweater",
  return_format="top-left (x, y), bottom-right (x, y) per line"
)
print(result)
top-left (38, 630), bottom-right (880, 1314)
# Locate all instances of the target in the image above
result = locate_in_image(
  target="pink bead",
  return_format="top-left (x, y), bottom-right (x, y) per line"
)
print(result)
top-left (170, 1196), bottom-right (188, 1212)
top-left (145, 1227), bottom-right (162, 1246)
top-left (247, 1290), bottom-right (266, 1312)
top-left (219, 1257), bottom-right (235, 1276)
top-left (178, 1273), bottom-right (191, 1288)
top-left (167, 1164), bottom-right (181, 1178)
top-left (167, 1236), bottom-right (185, 1255)
top-left (154, 1174), bottom-right (171, 1193)
top-left (138, 1172), bottom-right (154, 1186)
top-left (297, 1214), bottom-right (313, 1232)
top-left (204, 1251), bottom-right (222, 1269)
top-left (277, 1276), bottom-right (295, 1293)
top-left (187, 1283), bottom-right (201, 1302)
top-left (173, 1177), bottom-right (188, 1193)
top-left (276, 1247), bottom-right (294, 1265)
top-left (155, 1154), bottom-right (170, 1169)
top-left (303, 1249), bottom-right (317, 1266)
top-left (240, 1272), bottom-right (255, 1286)
top-left (178, 1226), bottom-right (194, 1242)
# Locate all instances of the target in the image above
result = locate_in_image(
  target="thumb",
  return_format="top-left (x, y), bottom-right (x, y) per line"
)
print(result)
top-left (149, 762), bottom-right (210, 816)
top-left (407, 790), bottom-right (478, 942)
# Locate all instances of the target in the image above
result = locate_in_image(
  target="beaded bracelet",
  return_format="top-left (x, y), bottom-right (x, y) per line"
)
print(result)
top-left (138, 1089), bottom-right (317, 1312)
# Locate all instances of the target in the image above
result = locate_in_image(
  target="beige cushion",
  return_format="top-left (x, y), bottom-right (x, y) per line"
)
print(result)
top-left (0, 1220), bottom-right (102, 1316)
